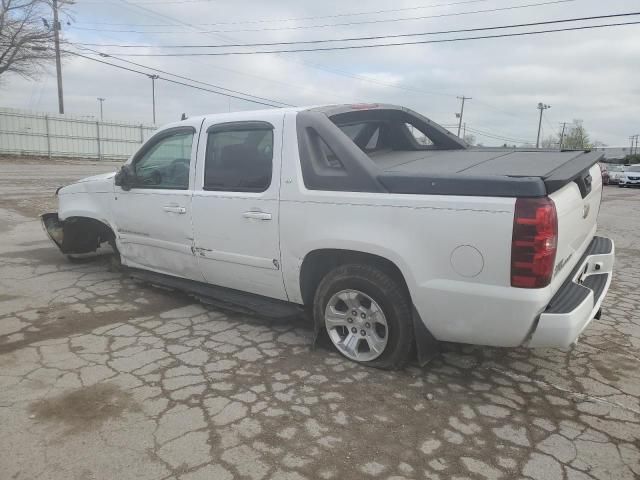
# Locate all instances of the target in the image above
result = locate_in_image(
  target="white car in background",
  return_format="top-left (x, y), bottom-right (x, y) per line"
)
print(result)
top-left (619, 165), bottom-right (640, 187)
top-left (608, 164), bottom-right (626, 184)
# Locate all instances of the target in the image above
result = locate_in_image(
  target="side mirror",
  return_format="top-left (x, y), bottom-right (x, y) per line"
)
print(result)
top-left (114, 164), bottom-right (135, 191)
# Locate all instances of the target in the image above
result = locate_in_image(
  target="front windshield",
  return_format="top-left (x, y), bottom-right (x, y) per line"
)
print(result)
top-left (608, 165), bottom-right (623, 172)
top-left (627, 165), bottom-right (640, 172)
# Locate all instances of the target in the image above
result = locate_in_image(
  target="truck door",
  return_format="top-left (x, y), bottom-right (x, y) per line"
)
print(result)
top-left (191, 114), bottom-right (287, 300)
top-left (112, 125), bottom-right (201, 280)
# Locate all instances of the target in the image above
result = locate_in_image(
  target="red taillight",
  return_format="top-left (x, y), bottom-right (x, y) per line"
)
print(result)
top-left (511, 197), bottom-right (558, 288)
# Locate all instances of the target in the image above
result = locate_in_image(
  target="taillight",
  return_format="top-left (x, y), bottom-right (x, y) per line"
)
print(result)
top-left (511, 197), bottom-right (558, 288)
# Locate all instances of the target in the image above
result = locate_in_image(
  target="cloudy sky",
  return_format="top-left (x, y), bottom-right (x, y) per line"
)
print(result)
top-left (1, 0), bottom-right (638, 146)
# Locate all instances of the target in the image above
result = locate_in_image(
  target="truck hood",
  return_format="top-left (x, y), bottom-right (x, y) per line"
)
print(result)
top-left (59, 171), bottom-right (116, 195)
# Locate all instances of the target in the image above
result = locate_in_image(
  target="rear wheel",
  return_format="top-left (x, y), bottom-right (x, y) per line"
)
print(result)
top-left (313, 264), bottom-right (413, 369)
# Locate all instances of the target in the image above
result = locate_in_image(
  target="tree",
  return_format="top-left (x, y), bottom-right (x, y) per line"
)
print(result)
top-left (540, 134), bottom-right (559, 149)
top-left (562, 120), bottom-right (590, 150)
top-left (0, 0), bottom-right (67, 79)
top-left (625, 154), bottom-right (640, 164)
top-left (463, 133), bottom-right (476, 146)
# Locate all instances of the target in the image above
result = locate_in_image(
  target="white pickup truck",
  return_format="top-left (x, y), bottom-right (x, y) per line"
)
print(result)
top-left (42, 104), bottom-right (614, 369)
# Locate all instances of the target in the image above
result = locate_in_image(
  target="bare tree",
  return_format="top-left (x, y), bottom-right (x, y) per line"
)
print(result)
top-left (540, 134), bottom-right (559, 149)
top-left (563, 120), bottom-right (590, 150)
top-left (463, 133), bottom-right (476, 146)
top-left (0, 0), bottom-right (65, 79)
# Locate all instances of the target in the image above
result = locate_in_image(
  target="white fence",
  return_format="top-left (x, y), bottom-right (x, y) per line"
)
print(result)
top-left (0, 108), bottom-right (157, 160)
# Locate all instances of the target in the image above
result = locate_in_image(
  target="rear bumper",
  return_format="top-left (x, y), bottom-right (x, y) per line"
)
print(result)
top-left (526, 236), bottom-right (614, 348)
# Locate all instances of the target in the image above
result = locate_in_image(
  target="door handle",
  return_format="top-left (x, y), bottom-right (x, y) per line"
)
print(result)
top-left (163, 205), bottom-right (187, 214)
top-left (242, 211), bottom-right (272, 221)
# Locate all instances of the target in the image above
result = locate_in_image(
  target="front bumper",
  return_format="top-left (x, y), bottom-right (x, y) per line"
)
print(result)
top-left (618, 177), bottom-right (640, 186)
top-left (526, 236), bottom-right (615, 348)
top-left (41, 212), bottom-right (65, 251)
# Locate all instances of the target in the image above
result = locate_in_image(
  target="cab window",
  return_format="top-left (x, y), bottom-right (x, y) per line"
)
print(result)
top-left (204, 125), bottom-right (273, 192)
top-left (133, 130), bottom-right (194, 189)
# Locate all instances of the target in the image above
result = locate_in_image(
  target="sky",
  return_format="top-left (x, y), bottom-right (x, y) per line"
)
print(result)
top-left (1, 0), bottom-right (639, 146)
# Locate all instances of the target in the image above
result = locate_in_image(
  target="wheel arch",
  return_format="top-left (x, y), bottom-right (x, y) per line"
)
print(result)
top-left (299, 248), bottom-right (409, 308)
top-left (43, 213), bottom-right (117, 255)
top-left (298, 248), bottom-right (439, 366)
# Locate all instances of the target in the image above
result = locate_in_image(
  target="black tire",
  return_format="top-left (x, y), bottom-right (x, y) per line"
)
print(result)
top-left (313, 263), bottom-right (414, 369)
top-left (108, 238), bottom-right (123, 272)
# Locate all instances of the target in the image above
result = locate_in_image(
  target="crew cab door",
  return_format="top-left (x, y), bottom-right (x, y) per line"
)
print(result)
top-left (191, 115), bottom-right (287, 300)
top-left (112, 126), bottom-right (201, 280)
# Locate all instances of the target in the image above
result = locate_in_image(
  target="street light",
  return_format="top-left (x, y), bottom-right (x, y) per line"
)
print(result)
top-left (97, 97), bottom-right (105, 121)
top-left (536, 102), bottom-right (551, 149)
top-left (148, 74), bottom-right (159, 124)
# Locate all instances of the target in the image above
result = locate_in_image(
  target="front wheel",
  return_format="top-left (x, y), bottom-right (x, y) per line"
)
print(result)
top-left (313, 264), bottom-right (414, 369)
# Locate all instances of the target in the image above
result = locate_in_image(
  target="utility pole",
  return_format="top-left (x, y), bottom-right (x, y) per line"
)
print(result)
top-left (535, 102), bottom-right (551, 148)
top-left (52, 0), bottom-right (64, 114)
top-left (148, 75), bottom-right (159, 124)
top-left (456, 96), bottom-right (471, 137)
top-left (97, 97), bottom-right (105, 121)
top-left (559, 122), bottom-right (567, 150)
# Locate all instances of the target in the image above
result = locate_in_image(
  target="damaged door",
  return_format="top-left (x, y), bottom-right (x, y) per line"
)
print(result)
top-left (191, 115), bottom-right (288, 300)
top-left (111, 126), bottom-right (201, 280)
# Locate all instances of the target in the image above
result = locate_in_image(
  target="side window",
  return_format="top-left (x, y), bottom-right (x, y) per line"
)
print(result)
top-left (134, 130), bottom-right (194, 189)
top-left (204, 126), bottom-right (273, 192)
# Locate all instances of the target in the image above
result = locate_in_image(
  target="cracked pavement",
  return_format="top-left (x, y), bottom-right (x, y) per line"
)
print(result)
top-left (0, 158), bottom-right (639, 480)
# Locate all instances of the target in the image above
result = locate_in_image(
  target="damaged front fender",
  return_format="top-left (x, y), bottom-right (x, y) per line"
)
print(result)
top-left (41, 213), bottom-right (115, 255)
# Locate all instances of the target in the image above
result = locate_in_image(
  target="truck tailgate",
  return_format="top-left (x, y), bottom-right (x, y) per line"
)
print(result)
top-left (547, 163), bottom-right (602, 293)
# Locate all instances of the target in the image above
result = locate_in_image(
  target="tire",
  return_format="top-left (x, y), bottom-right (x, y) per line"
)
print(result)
top-left (313, 263), bottom-right (414, 369)
top-left (108, 238), bottom-right (123, 272)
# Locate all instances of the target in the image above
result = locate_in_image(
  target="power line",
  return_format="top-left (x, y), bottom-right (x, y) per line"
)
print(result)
top-left (109, 0), bottom-right (365, 105)
top-left (71, 12), bottom-right (640, 49)
top-left (63, 50), bottom-right (295, 108)
top-left (108, 0), bottom-right (424, 104)
top-left (80, 0), bottom-right (216, 4)
top-left (466, 126), bottom-right (534, 143)
top-left (86, 20), bottom-right (640, 56)
top-left (72, 0), bottom-right (491, 26)
top-left (68, 0), bottom-right (581, 34)
top-left (70, 45), bottom-right (296, 107)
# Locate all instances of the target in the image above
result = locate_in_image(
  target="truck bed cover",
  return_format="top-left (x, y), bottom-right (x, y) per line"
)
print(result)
top-left (375, 148), bottom-right (603, 198)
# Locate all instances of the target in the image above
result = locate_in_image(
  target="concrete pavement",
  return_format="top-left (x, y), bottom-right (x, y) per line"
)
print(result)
top-left (0, 158), bottom-right (639, 480)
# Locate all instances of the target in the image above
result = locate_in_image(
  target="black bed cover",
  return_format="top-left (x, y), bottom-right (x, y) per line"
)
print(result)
top-left (375, 148), bottom-right (603, 198)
